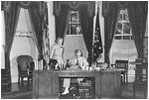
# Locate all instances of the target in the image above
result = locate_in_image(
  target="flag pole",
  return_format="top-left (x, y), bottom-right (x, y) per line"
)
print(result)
top-left (92, 1), bottom-right (99, 63)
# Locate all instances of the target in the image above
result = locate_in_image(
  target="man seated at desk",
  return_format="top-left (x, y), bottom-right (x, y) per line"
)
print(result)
top-left (62, 49), bottom-right (89, 95)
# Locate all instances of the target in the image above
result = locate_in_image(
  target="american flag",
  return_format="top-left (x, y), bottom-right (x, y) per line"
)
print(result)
top-left (93, 5), bottom-right (103, 62)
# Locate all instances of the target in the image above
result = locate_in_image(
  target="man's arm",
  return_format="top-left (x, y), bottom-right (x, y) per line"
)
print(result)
top-left (81, 57), bottom-right (89, 68)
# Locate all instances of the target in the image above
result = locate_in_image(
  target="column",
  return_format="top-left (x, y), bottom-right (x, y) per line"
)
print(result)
top-left (47, 1), bottom-right (56, 48)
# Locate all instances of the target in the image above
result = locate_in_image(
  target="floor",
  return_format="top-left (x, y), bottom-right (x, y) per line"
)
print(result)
top-left (1, 82), bottom-right (147, 99)
top-left (1, 82), bottom-right (32, 99)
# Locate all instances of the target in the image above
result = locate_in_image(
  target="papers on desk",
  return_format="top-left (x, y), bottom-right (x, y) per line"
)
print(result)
top-left (68, 65), bottom-right (91, 71)
top-left (64, 64), bottom-right (121, 72)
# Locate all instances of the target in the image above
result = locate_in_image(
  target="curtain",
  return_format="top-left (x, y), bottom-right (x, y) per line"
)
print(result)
top-left (4, 2), bottom-right (20, 74)
top-left (128, 1), bottom-right (148, 58)
top-left (79, 5), bottom-right (94, 64)
top-left (55, 4), bottom-right (69, 39)
top-left (103, 2), bottom-right (118, 63)
top-left (29, 3), bottom-right (44, 57)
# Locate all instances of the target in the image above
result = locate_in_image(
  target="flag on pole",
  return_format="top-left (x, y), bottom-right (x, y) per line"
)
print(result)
top-left (93, 5), bottom-right (103, 62)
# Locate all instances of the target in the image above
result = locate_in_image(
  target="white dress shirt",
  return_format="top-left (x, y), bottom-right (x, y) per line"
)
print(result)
top-left (69, 56), bottom-right (89, 69)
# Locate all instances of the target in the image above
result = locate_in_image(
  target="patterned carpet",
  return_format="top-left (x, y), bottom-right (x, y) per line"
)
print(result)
top-left (1, 82), bottom-right (147, 99)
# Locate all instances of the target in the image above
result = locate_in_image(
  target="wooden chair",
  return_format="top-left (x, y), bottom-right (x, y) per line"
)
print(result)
top-left (115, 60), bottom-right (128, 85)
top-left (17, 55), bottom-right (35, 87)
top-left (133, 58), bottom-right (147, 98)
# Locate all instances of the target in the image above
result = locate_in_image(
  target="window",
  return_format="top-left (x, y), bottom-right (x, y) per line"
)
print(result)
top-left (67, 11), bottom-right (82, 35)
top-left (114, 9), bottom-right (133, 40)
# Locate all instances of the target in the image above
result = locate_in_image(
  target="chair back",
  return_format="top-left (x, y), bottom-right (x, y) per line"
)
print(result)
top-left (115, 60), bottom-right (128, 71)
top-left (17, 55), bottom-right (34, 71)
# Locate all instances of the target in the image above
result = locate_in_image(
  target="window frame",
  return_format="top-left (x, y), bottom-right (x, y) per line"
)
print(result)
top-left (66, 10), bottom-right (82, 35)
top-left (114, 8), bottom-right (133, 40)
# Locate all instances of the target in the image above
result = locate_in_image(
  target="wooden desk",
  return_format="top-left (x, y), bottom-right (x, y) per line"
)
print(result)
top-left (33, 70), bottom-right (121, 98)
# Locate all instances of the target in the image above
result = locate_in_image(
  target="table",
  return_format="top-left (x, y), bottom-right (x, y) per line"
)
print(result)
top-left (33, 70), bottom-right (121, 98)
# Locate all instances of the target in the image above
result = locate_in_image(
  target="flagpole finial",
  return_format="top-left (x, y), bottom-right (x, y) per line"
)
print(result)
top-left (96, 1), bottom-right (100, 14)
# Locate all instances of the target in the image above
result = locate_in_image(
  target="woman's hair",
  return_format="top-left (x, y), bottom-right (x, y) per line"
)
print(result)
top-left (74, 49), bottom-right (83, 56)
top-left (55, 37), bottom-right (63, 43)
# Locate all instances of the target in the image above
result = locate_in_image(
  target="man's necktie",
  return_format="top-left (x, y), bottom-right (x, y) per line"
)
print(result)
top-left (76, 59), bottom-right (79, 66)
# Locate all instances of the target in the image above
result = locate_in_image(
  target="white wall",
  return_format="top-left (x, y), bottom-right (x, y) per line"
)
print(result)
top-left (1, 10), bottom-right (5, 69)
top-left (10, 8), bottom-right (39, 83)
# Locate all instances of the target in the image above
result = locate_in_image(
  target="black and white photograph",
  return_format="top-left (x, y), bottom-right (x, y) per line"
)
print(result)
top-left (1, 1), bottom-right (148, 99)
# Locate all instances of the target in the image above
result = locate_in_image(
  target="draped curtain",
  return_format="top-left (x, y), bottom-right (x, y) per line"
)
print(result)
top-left (128, 1), bottom-right (148, 58)
top-left (4, 2), bottom-right (20, 74)
top-left (103, 2), bottom-right (119, 63)
top-left (79, 5), bottom-right (94, 64)
top-left (54, 2), bottom-right (95, 64)
top-left (55, 4), bottom-right (69, 39)
top-left (29, 3), bottom-right (44, 58)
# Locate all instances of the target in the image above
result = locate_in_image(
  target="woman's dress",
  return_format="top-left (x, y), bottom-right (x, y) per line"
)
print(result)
top-left (50, 44), bottom-right (64, 69)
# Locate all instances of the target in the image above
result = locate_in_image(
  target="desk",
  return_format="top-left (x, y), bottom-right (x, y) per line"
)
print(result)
top-left (33, 70), bottom-right (121, 98)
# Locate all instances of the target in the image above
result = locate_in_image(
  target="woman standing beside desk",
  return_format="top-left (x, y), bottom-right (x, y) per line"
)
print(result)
top-left (50, 37), bottom-right (64, 69)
